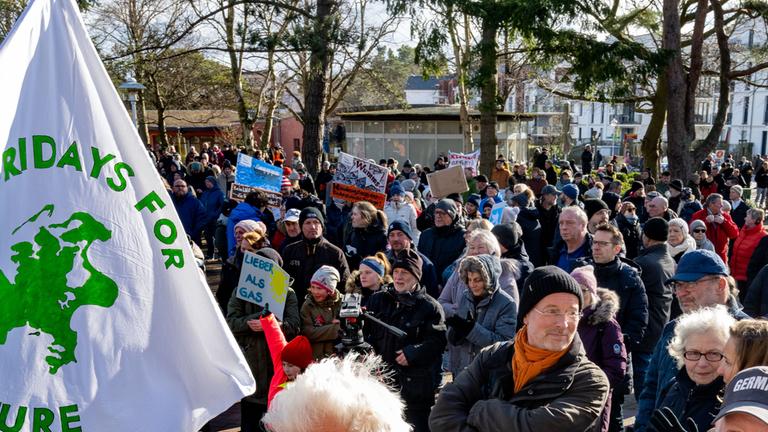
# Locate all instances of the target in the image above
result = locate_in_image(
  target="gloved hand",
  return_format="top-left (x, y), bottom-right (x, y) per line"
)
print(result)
top-left (650, 407), bottom-right (698, 432)
top-left (258, 303), bottom-right (272, 319)
top-left (445, 311), bottom-right (475, 341)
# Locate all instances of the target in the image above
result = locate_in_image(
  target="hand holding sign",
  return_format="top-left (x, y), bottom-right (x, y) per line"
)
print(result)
top-left (236, 252), bottom-right (290, 320)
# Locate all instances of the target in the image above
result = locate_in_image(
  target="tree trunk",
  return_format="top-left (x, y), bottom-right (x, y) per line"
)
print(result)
top-left (478, 16), bottom-right (498, 177)
top-left (694, 0), bottom-right (731, 161)
top-left (641, 76), bottom-right (667, 177)
top-left (447, 7), bottom-right (474, 151)
top-left (663, 0), bottom-right (690, 180)
top-left (224, 0), bottom-right (252, 148)
top-left (302, 0), bottom-right (337, 178)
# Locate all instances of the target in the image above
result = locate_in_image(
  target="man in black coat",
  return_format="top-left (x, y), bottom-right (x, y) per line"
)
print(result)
top-left (281, 207), bottom-right (350, 308)
top-left (418, 198), bottom-right (466, 284)
top-left (367, 249), bottom-right (446, 432)
top-left (633, 218), bottom-right (676, 395)
top-left (581, 144), bottom-right (594, 174)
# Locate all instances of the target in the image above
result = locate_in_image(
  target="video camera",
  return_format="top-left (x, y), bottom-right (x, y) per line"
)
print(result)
top-left (335, 293), bottom-right (407, 355)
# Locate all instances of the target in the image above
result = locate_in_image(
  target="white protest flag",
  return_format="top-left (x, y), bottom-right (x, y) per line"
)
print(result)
top-left (0, 0), bottom-right (255, 430)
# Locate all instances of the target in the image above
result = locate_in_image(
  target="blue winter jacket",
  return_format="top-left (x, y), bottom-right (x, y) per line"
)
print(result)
top-left (171, 190), bottom-right (206, 239)
top-left (199, 176), bottom-right (225, 224)
top-left (226, 202), bottom-right (264, 255)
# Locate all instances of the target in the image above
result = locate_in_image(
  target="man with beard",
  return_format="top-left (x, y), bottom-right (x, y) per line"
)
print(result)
top-left (171, 179), bottom-right (206, 247)
top-left (281, 207), bottom-right (350, 308)
top-left (385, 221), bottom-right (438, 298)
top-left (418, 199), bottom-right (466, 284)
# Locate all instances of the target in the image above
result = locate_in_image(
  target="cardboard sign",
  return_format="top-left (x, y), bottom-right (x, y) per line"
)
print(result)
top-left (235, 153), bottom-right (283, 193)
top-left (426, 165), bottom-right (469, 198)
top-left (448, 150), bottom-right (480, 176)
top-left (330, 182), bottom-right (387, 209)
top-left (236, 252), bottom-right (291, 320)
top-left (331, 152), bottom-right (389, 208)
top-left (229, 183), bottom-right (283, 219)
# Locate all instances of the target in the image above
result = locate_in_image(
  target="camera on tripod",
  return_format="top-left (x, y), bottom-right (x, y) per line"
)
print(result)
top-left (335, 293), bottom-right (407, 355)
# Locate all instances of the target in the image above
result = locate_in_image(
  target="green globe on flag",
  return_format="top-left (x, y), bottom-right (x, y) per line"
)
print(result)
top-left (0, 0), bottom-right (255, 430)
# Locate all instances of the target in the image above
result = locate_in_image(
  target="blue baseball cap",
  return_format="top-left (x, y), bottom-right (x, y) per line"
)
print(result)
top-left (666, 249), bottom-right (729, 283)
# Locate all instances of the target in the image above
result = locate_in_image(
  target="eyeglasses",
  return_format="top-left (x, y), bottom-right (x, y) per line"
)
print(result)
top-left (671, 276), bottom-right (721, 293)
top-left (693, 229), bottom-right (706, 233)
top-left (533, 308), bottom-right (582, 321)
top-left (684, 351), bottom-right (724, 362)
top-left (593, 240), bottom-right (617, 248)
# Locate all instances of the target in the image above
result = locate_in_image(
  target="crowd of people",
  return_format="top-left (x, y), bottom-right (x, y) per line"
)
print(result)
top-left (151, 142), bottom-right (768, 432)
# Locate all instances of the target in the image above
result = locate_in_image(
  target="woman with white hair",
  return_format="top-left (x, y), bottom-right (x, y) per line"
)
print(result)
top-left (445, 255), bottom-right (517, 377)
top-left (648, 306), bottom-right (736, 432)
top-left (667, 218), bottom-right (697, 262)
top-left (438, 230), bottom-right (519, 320)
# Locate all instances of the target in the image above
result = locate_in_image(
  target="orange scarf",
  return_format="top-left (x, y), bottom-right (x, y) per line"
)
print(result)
top-left (512, 326), bottom-right (569, 393)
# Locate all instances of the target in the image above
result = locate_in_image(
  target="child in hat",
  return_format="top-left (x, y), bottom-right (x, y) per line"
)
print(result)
top-left (260, 310), bottom-right (314, 407)
top-left (300, 266), bottom-right (343, 359)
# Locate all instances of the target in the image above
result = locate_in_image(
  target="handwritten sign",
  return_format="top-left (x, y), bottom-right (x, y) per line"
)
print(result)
top-left (331, 152), bottom-right (389, 208)
top-left (448, 150), bottom-right (480, 176)
top-left (236, 252), bottom-right (290, 320)
top-left (426, 165), bottom-right (469, 198)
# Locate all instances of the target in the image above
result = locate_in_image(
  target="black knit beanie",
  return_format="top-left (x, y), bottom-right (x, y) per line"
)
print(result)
top-left (643, 217), bottom-right (669, 242)
top-left (299, 207), bottom-right (325, 230)
top-left (518, 266), bottom-right (583, 323)
top-left (491, 223), bottom-right (521, 251)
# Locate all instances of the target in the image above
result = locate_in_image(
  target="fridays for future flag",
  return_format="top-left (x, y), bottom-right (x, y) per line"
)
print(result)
top-left (0, 0), bottom-right (255, 429)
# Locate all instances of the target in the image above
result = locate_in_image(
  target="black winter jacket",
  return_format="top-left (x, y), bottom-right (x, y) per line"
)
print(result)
top-left (516, 207), bottom-right (544, 267)
top-left (575, 257), bottom-right (648, 350)
top-left (633, 244), bottom-right (676, 354)
top-left (655, 369), bottom-right (724, 432)
top-left (429, 335), bottom-right (609, 432)
top-left (366, 285), bottom-right (447, 408)
top-left (342, 221), bottom-right (388, 270)
top-left (281, 237), bottom-right (350, 308)
top-left (418, 222), bottom-right (467, 284)
top-left (745, 264), bottom-right (768, 318)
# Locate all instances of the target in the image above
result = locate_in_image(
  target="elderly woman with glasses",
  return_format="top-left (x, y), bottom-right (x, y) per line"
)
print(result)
top-left (690, 219), bottom-right (716, 252)
top-left (649, 306), bottom-right (736, 432)
top-left (667, 218), bottom-right (698, 262)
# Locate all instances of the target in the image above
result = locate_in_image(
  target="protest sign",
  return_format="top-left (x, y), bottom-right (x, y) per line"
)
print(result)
top-left (0, 0), bottom-right (255, 430)
top-left (488, 202), bottom-right (507, 225)
top-left (236, 252), bottom-right (290, 320)
top-left (331, 152), bottom-right (388, 208)
top-left (229, 183), bottom-right (283, 219)
top-left (448, 150), bottom-right (480, 176)
top-left (235, 153), bottom-right (283, 193)
top-left (426, 165), bottom-right (470, 198)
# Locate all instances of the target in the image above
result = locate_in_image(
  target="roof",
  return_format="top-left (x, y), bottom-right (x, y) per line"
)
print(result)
top-left (405, 75), bottom-right (451, 91)
top-left (338, 106), bottom-right (534, 121)
top-left (145, 110), bottom-right (241, 129)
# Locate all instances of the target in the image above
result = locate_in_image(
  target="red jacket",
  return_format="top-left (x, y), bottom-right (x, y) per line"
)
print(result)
top-left (700, 180), bottom-right (718, 200)
top-left (261, 314), bottom-right (288, 407)
top-left (690, 209), bottom-right (739, 264)
top-left (730, 224), bottom-right (768, 281)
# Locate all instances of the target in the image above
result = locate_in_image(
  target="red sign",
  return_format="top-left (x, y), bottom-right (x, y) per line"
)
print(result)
top-left (330, 182), bottom-right (386, 209)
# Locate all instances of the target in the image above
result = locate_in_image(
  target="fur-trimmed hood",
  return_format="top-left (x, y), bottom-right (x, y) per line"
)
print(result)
top-left (585, 288), bottom-right (619, 326)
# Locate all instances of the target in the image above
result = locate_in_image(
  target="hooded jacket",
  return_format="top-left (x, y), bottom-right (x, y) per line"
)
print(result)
top-left (384, 200), bottom-right (421, 244)
top-left (574, 256), bottom-right (648, 350)
top-left (634, 243), bottom-right (677, 354)
top-left (446, 255), bottom-right (518, 377)
top-left (439, 258), bottom-right (519, 318)
top-left (429, 335), bottom-right (609, 432)
top-left (300, 290), bottom-right (343, 359)
top-left (199, 175), bottom-right (225, 224)
top-left (226, 201), bottom-right (265, 255)
top-left (613, 213), bottom-right (642, 259)
top-left (366, 284), bottom-right (447, 409)
top-left (577, 288), bottom-right (627, 432)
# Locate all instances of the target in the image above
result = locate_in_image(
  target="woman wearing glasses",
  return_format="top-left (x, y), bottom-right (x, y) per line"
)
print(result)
top-left (649, 306), bottom-right (735, 432)
top-left (690, 219), bottom-right (716, 253)
top-left (667, 218), bottom-right (698, 262)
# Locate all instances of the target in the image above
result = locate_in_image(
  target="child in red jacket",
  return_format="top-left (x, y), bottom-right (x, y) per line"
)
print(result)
top-left (260, 312), bottom-right (314, 407)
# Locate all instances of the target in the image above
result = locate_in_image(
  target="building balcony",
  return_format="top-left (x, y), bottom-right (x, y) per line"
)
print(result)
top-left (529, 104), bottom-right (566, 114)
top-left (612, 114), bottom-right (641, 125)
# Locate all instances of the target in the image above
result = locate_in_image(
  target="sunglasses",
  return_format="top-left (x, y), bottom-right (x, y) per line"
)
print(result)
top-left (693, 229), bottom-right (706, 233)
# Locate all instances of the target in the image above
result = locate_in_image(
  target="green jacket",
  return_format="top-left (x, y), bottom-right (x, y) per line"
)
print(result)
top-left (227, 288), bottom-right (300, 405)
top-left (300, 290), bottom-right (342, 359)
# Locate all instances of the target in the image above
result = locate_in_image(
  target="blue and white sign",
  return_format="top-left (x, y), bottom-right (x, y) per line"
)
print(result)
top-left (235, 153), bottom-right (282, 193)
top-left (236, 252), bottom-right (290, 320)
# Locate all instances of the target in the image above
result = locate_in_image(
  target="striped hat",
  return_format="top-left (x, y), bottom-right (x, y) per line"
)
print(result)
top-left (281, 176), bottom-right (292, 191)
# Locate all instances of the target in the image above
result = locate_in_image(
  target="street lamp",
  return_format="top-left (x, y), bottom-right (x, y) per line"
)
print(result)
top-left (610, 118), bottom-right (619, 156)
top-left (119, 75), bottom-right (146, 127)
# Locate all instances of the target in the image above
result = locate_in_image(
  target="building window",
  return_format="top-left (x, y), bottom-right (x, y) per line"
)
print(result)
top-left (590, 103), bottom-right (595, 123)
top-left (293, 138), bottom-right (301, 150)
top-left (600, 103), bottom-right (604, 123)
top-left (744, 96), bottom-right (750, 125)
top-left (741, 130), bottom-right (747, 142)
top-left (749, 29), bottom-right (755, 48)
top-left (764, 96), bottom-right (768, 125)
top-left (578, 128), bottom-right (582, 141)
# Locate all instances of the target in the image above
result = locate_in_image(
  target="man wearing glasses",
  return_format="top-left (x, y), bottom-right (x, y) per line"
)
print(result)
top-left (634, 250), bottom-right (750, 432)
top-left (430, 266), bottom-right (609, 432)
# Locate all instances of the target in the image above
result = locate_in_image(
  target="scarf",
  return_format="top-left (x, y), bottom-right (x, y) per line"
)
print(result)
top-left (512, 326), bottom-right (569, 394)
top-left (669, 235), bottom-right (696, 258)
